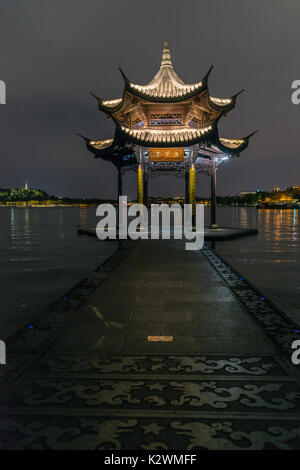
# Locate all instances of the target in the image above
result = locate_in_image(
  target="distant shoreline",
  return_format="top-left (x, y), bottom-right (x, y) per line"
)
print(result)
top-left (0, 203), bottom-right (299, 210)
top-left (0, 203), bottom-right (102, 208)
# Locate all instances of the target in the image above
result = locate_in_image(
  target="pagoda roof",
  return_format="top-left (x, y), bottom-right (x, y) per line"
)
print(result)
top-left (119, 123), bottom-right (214, 147)
top-left (92, 42), bottom-right (243, 113)
top-left (80, 127), bottom-right (256, 163)
top-left (125, 41), bottom-right (207, 100)
top-left (79, 42), bottom-right (256, 167)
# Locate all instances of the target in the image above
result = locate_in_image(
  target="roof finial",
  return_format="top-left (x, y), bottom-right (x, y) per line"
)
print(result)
top-left (161, 40), bottom-right (172, 67)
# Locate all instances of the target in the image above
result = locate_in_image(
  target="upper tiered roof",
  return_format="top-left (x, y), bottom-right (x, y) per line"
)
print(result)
top-left (92, 41), bottom-right (242, 116)
top-left (80, 41), bottom-right (255, 165)
top-left (126, 41), bottom-right (206, 100)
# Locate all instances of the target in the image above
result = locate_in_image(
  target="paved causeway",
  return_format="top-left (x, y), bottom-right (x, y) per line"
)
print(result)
top-left (1, 240), bottom-right (300, 449)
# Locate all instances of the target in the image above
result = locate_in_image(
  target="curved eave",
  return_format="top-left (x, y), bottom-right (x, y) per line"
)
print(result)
top-left (208, 96), bottom-right (235, 113)
top-left (214, 130), bottom-right (257, 156)
top-left (118, 124), bottom-right (217, 148)
top-left (125, 83), bottom-right (207, 103)
top-left (208, 89), bottom-right (244, 113)
top-left (90, 91), bottom-right (125, 115)
top-left (87, 139), bottom-right (116, 159)
top-left (121, 66), bottom-right (213, 103)
top-left (91, 86), bottom-right (242, 123)
top-left (90, 84), bottom-right (208, 115)
top-left (208, 89), bottom-right (245, 114)
top-left (78, 132), bottom-right (134, 164)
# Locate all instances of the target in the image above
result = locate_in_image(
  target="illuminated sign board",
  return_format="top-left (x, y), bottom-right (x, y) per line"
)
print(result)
top-left (148, 148), bottom-right (184, 162)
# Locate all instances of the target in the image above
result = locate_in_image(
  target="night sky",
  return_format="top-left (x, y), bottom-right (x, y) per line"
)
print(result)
top-left (0, 0), bottom-right (299, 199)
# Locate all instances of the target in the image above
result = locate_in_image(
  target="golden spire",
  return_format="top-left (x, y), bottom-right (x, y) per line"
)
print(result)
top-left (161, 40), bottom-right (172, 67)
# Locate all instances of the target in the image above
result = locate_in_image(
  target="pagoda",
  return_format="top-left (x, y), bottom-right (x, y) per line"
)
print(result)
top-left (79, 42), bottom-right (256, 227)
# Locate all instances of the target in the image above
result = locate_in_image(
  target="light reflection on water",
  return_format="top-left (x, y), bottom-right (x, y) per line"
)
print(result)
top-left (0, 207), bottom-right (117, 339)
top-left (212, 207), bottom-right (300, 324)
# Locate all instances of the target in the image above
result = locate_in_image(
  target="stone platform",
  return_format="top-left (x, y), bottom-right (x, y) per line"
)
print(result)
top-left (0, 240), bottom-right (299, 450)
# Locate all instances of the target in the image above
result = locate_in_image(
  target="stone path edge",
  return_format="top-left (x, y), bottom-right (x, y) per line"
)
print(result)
top-left (202, 247), bottom-right (300, 365)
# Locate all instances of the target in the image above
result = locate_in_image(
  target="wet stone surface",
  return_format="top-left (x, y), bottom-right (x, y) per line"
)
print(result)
top-left (0, 240), bottom-right (300, 449)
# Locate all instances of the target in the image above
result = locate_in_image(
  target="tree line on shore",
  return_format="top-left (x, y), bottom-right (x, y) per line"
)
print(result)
top-left (0, 188), bottom-right (113, 206)
top-left (0, 186), bottom-right (300, 207)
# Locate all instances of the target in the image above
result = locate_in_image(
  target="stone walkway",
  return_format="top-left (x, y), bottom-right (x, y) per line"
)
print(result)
top-left (0, 240), bottom-right (300, 449)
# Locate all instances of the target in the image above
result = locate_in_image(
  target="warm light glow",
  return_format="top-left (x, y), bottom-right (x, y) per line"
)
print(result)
top-left (128, 43), bottom-right (204, 99)
top-left (220, 138), bottom-right (244, 144)
top-left (219, 137), bottom-right (244, 149)
top-left (211, 96), bottom-right (232, 105)
top-left (130, 82), bottom-right (203, 98)
top-left (121, 125), bottom-right (212, 143)
top-left (90, 139), bottom-right (114, 149)
top-left (148, 148), bottom-right (184, 162)
top-left (102, 98), bottom-right (122, 107)
top-left (147, 336), bottom-right (174, 342)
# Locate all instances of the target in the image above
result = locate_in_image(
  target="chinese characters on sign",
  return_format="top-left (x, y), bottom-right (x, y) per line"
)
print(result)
top-left (148, 148), bottom-right (184, 162)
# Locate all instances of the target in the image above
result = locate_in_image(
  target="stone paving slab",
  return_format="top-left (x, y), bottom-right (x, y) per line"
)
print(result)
top-left (1, 239), bottom-right (300, 450)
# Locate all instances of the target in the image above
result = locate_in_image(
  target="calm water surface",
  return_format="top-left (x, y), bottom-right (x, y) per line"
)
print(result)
top-left (0, 206), bottom-right (299, 339)
top-left (211, 207), bottom-right (300, 325)
top-left (0, 207), bottom-right (117, 339)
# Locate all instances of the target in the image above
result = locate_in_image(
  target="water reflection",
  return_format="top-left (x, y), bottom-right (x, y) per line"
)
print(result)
top-left (24, 208), bottom-right (32, 250)
top-left (0, 207), bottom-right (117, 339)
top-left (214, 207), bottom-right (300, 321)
top-left (10, 207), bottom-right (16, 244)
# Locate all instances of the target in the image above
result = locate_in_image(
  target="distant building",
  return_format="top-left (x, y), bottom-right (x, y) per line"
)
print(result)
top-left (24, 182), bottom-right (28, 190)
top-left (273, 187), bottom-right (280, 192)
top-left (240, 191), bottom-right (256, 196)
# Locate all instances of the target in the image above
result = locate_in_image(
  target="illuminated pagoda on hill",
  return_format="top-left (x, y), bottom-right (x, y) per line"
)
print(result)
top-left (79, 41), bottom-right (256, 227)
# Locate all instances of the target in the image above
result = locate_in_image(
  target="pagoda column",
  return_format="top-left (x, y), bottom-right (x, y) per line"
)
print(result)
top-left (137, 164), bottom-right (143, 205)
top-left (185, 170), bottom-right (189, 205)
top-left (210, 158), bottom-right (218, 229)
top-left (189, 163), bottom-right (196, 226)
top-left (117, 166), bottom-right (123, 199)
top-left (143, 167), bottom-right (148, 207)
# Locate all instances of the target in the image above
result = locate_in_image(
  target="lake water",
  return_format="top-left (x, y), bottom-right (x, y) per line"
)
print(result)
top-left (0, 206), bottom-right (299, 339)
top-left (211, 207), bottom-right (300, 326)
top-left (0, 207), bottom-right (117, 339)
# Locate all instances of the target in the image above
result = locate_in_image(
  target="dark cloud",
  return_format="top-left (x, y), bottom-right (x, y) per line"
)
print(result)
top-left (0, 0), bottom-right (299, 197)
